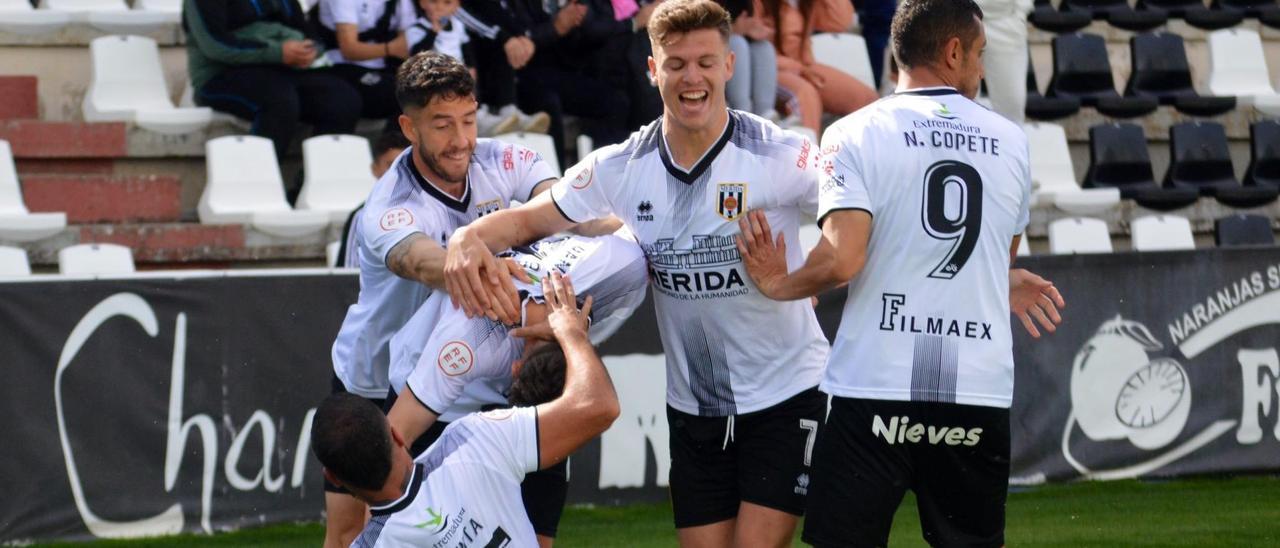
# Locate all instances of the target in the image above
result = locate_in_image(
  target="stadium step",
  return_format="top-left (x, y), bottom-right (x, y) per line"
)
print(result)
top-left (0, 119), bottom-right (126, 158)
top-left (9, 221), bottom-right (336, 266)
top-left (0, 75), bottom-right (37, 121)
top-left (22, 174), bottom-right (181, 223)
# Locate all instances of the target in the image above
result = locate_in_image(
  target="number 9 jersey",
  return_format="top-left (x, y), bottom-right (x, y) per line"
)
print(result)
top-left (818, 88), bottom-right (1032, 409)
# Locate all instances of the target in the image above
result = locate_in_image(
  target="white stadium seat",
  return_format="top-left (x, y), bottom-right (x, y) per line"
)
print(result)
top-left (1207, 29), bottom-right (1278, 99)
top-left (136, 0), bottom-right (180, 23)
top-left (811, 32), bottom-right (876, 89)
top-left (298, 135), bottom-right (376, 223)
top-left (1048, 217), bottom-right (1113, 255)
top-left (84, 35), bottom-right (213, 134)
top-left (494, 132), bottom-right (560, 175)
top-left (0, 0), bottom-right (71, 35)
top-left (1131, 215), bottom-right (1195, 251)
top-left (577, 134), bottom-right (594, 163)
top-left (326, 240), bottom-right (340, 267)
top-left (0, 140), bottom-right (67, 242)
top-left (43, 0), bottom-right (168, 33)
top-left (1017, 235), bottom-right (1030, 257)
top-left (199, 135), bottom-right (329, 238)
top-left (1023, 122), bottom-right (1120, 215)
top-left (0, 245), bottom-right (31, 277)
top-left (58, 243), bottom-right (134, 275)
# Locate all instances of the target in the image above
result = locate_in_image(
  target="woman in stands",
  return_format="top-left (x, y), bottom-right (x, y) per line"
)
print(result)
top-left (758, 0), bottom-right (879, 133)
top-left (721, 0), bottom-right (783, 122)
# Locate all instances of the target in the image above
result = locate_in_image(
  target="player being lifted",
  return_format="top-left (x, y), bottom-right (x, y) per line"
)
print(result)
top-left (324, 52), bottom-right (560, 547)
top-left (444, 1), bottom-right (830, 545)
top-left (314, 272), bottom-right (618, 548)
top-left (734, 0), bottom-right (1065, 545)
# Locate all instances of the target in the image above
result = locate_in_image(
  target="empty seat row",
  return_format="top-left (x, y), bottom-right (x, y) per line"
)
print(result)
top-left (0, 0), bottom-right (178, 36)
top-left (85, 35), bottom-right (213, 134)
top-left (1047, 213), bottom-right (1275, 254)
top-left (0, 242), bottom-right (133, 276)
top-left (1030, 0), bottom-right (1280, 33)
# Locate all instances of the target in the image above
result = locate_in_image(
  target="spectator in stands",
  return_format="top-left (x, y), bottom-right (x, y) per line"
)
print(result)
top-left (407, 0), bottom-right (551, 135)
top-left (759, 0), bottom-right (879, 133)
top-left (721, 0), bottom-right (781, 121)
top-left (314, 0), bottom-right (416, 131)
top-left (975, 0), bottom-right (1033, 123)
top-left (857, 0), bottom-right (895, 87)
top-left (183, 0), bottom-right (360, 160)
top-left (615, 1), bottom-right (666, 132)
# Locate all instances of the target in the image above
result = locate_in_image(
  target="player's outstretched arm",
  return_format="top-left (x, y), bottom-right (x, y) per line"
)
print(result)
top-left (512, 272), bottom-right (620, 469)
top-left (736, 209), bottom-right (871, 301)
top-left (446, 192), bottom-right (577, 320)
top-left (386, 386), bottom-right (441, 448)
top-left (1009, 263), bottom-right (1065, 339)
top-left (386, 233), bottom-right (448, 288)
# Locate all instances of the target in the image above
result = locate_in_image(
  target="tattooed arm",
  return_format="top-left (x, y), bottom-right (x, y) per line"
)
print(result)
top-left (386, 233), bottom-right (448, 288)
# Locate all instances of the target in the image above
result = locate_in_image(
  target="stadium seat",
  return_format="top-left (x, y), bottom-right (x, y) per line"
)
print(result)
top-left (1131, 214), bottom-right (1196, 251)
top-left (1126, 32), bottom-right (1237, 117)
top-left (326, 240), bottom-right (340, 267)
top-left (1165, 121), bottom-right (1278, 207)
top-left (1023, 121), bottom-right (1120, 213)
top-left (577, 134), bottom-right (594, 163)
top-left (1029, 0), bottom-right (1093, 32)
top-left (1047, 33), bottom-right (1158, 118)
top-left (83, 35), bottom-right (213, 134)
top-left (1137, 0), bottom-right (1243, 29)
top-left (1017, 235), bottom-right (1031, 256)
top-left (57, 243), bottom-right (134, 275)
top-left (297, 135), bottom-right (376, 224)
top-left (43, 0), bottom-right (169, 33)
top-left (1025, 62), bottom-right (1081, 120)
top-left (1215, 213), bottom-right (1275, 246)
top-left (1213, 0), bottom-right (1280, 19)
top-left (811, 33), bottom-right (876, 89)
top-left (0, 0), bottom-right (71, 35)
top-left (1207, 29), bottom-right (1279, 99)
top-left (199, 135), bottom-right (330, 238)
top-left (1083, 123), bottom-right (1199, 210)
top-left (1245, 119), bottom-right (1280, 188)
top-left (1060, 0), bottom-right (1168, 30)
top-left (0, 245), bottom-right (31, 277)
top-left (0, 140), bottom-right (67, 242)
top-left (493, 132), bottom-right (560, 175)
top-left (136, 0), bottom-right (179, 23)
top-left (1049, 217), bottom-right (1113, 254)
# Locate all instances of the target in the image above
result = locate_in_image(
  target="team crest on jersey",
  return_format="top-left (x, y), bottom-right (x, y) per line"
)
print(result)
top-left (437, 341), bottom-right (474, 377)
top-left (379, 207), bottom-right (415, 231)
top-left (716, 183), bottom-right (746, 221)
top-left (570, 162), bottom-right (594, 190)
top-left (475, 199), bottom-right (501, 217)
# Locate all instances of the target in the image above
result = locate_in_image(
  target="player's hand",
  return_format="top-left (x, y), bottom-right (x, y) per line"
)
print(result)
top-left (1010, 268), bottom-right (1065, 338)
top-left (444, 227), bottom-right (520, 323)
top-left (735, 209), bottom-right (789, 300)
top-left (512, 272), bottom-right (594, 343)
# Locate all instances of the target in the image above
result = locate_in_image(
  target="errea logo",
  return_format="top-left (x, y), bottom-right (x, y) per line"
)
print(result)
top-left (636, 201), bottom-right (655, 222)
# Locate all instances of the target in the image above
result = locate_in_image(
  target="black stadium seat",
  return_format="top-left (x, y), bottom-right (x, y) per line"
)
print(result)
top-left (1083, 123), bottom-right (1199, 210)
top-left (1061, 0), bottom-right (1169, 30)
top-left (1245, 119), bottom-right (1280, 188)
top-left (1126, 33), bottom-right (1237, 117)
top-left (1216, 214), bottom-right (1275, 247)
top-left (1025, 62), bottom-right (1081, 120)
top-left (1030, 0), bottom-right (1094, 32)
top-left (1165, 122), bottom-right (1278, 207)
top-left (1213, 0), bottom-right (1280, 18)
top-left (1047, 33), bottom-right (1158, 118)
top-left (1139, 0), bottom-right (1244, 29)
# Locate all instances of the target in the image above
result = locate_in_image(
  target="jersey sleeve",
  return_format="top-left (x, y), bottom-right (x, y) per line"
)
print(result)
top-left (549, 152), bottom-right (616, 223)
top-left (325, 0), bottom-right (360, 25)
top-left (509, 143), bottom-right (559, 202)
top-left (360, 201), bottom-right (439, 267)
top-left (466, 406), bottom-right (541, 479)
top-left (773, 132), bottom-right (821, 217)
top-left (404, 318), bottom-right (514, 416)
top-left (817, 125), bottom-right (872, 226)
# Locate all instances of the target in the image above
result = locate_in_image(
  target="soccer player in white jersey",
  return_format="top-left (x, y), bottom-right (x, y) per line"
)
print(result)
top-left (324, 51), bottom-right (558, 547)
top-left (382, 231), bottom-right (648, 546)
top-left (734, 1), bottom-right (1064, 545)
top-left (313, 272), bottom-right (618, 548)
top-left (443, 1), bottom-right (830, 545)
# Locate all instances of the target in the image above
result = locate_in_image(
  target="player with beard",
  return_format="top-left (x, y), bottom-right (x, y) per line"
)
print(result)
top-left (324, 51), bottom-right (561, 548)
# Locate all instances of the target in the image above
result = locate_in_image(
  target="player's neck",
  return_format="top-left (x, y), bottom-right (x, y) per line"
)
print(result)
top-left (662, 109), bottom-right (730, 170)
top-left (896, 67), bottom-right (958, 94)
top-left (367, 459), bottom-right (414, 507)
top-left (411, 147), bottom-right (467, 200)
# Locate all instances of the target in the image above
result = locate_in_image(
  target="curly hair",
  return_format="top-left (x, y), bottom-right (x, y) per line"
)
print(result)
top-left (508, 344), bottom-right (568, 407)
top-left (395, 51), bottom-right (475, 111)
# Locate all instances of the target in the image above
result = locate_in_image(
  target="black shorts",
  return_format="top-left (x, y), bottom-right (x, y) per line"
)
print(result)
top-left (667, 387), bottom-right (826, 528)
top-left (802, 397), bottom-right (1011, 548)
top-left (323, 374), bottom-right (388, 494)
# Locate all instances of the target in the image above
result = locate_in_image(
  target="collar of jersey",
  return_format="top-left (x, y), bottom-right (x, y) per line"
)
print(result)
top-left (893, 86), bottom-right (961, 97)
top-left (405, 151), bottom-right (471, 213)
top-left (658, 112), bottom-right (736, 185)
top-left (370, 463), bottom-right (425, 517)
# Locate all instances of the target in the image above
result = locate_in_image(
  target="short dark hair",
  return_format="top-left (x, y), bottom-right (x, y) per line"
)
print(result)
top-left (648, 0), bottom-right (732, 46)
top-left (508, 344), bottom-right (568, 407)
top-left (395, 51), bottom-right (475, 111)
top-left (890, 0), bottom-right (984, 70)
top-left (373, 130), bottom-right (410, 158)
top-left (311, 393), bottom-right (393, 492)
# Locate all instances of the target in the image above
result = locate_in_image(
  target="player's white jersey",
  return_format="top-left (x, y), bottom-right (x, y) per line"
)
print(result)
top-left (354, 407), bottom-right (541, 548)
top-left (332, 140), bottom-right (557, 398)
top-left (550, 110), bottom-right (829, 417)
top-left (388, 232), bottom-right (649, 422)
top-left (818, 87), bottom-right (1032, 408)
